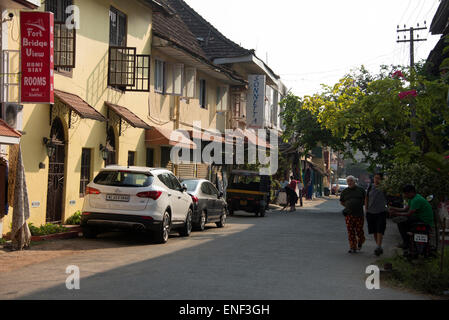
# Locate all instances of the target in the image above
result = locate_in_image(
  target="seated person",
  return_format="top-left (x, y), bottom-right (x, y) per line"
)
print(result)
top-left (389, 185), bottom-right (435, 249)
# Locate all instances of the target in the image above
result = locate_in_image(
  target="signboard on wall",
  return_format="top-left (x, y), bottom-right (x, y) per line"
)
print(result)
top-left (247, 74), bottom-right (266, 129)
top-left (20, 11), bottom-right (54, 104)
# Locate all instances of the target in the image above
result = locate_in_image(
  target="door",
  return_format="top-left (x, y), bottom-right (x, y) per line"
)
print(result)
top-left (208, 182), bottom-right (222, 219)
top-left (167, 173), bottom-right (190, 221)
top-left (202, 182), bottom-right (219, 219)
top-left (46, 118), bottom-right (66, 223)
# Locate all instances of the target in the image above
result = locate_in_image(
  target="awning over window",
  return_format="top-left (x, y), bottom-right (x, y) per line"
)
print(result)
top-left (146, 127), bottom-right (197, 150)
top-left (105, 102), bottom-right (151, 130)
top-left (188, 129), bottom-right (225, 144)
top-left (0, 119), bottom-right (21, 145)
top-left (54, 90), bottom-right (106, 122)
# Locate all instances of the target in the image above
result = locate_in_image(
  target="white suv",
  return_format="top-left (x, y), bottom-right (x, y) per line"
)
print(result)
top-left (81, 166), bottom-right (193, 243)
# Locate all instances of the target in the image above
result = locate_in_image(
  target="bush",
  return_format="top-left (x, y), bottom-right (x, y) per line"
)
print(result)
top-left (381, 162), bottom-right (449, 202)
top-left (380, 248), bottom-right (449, 296)
top-left (65, 211), bottom-right (82, 225)
top-left (28, 223), bottom-right (68, 236)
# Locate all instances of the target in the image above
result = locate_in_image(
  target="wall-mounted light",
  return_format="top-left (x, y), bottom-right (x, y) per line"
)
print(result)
top-left (99, 144), bottom-right (109, 161)
top-left (43, 137), bottom-right (56, 158)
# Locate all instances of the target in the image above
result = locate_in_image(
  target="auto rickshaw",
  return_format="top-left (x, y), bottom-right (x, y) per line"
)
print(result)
top-left (226, 170), bottom-right (271, 217)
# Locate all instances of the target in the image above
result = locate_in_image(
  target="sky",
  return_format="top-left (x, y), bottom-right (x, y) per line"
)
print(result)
top-left (184, 0), bottom-right (441, 97)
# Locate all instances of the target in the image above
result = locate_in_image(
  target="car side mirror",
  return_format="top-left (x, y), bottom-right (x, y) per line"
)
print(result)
top-left (181, 184), bottom-right (188, 192)
top-left (218, 192), bottom-right (223, 198)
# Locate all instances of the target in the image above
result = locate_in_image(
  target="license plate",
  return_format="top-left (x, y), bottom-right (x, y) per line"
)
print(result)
top-left (240, 200), bottom-right (248, 206)
top-left (414, 234), bottom-right (428, 243)
top-left (106, 194), bottom-right (130, 202)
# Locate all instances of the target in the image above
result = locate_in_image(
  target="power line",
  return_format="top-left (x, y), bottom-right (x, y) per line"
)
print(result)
top-left (398, 0), bottom-right (414, 25)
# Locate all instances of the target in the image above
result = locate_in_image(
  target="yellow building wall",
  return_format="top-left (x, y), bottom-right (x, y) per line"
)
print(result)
top-left (2, 0), bottom-right (154, 235)
top-left (1, 0), bottom-right (231, 236)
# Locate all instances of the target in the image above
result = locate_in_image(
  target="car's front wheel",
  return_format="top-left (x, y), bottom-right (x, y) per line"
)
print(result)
top-left (154, 212), bottom-right (171, 244)
top-left (179, 208), bottom-right (193, 237)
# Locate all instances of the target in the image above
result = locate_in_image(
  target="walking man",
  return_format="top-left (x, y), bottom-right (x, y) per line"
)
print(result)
top-left (365, 173), bottom-right (388, 256)
top-left (340, 176), bottom-right (366, 254)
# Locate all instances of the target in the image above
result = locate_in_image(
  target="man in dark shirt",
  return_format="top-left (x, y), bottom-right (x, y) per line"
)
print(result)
top-left (340, 176), bottom-right (366, 253)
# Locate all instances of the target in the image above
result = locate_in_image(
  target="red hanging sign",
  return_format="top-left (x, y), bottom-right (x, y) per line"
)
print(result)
top-left (20, 11), bottom-right (54, 104)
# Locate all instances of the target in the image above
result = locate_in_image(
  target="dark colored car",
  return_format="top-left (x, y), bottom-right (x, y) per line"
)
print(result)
top-left (181, 179), bottom-right (227, 231)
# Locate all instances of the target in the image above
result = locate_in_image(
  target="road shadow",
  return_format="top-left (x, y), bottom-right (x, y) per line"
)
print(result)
top-left (12, 199), bottom-right (418, 300)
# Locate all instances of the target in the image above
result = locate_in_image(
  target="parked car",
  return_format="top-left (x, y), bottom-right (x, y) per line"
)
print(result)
top-left (181, 178), bottom-right (227, 231)
top-left (81, 166), bottom-right (193, 244)
top-left (334, 178), bottom-right (349, 194)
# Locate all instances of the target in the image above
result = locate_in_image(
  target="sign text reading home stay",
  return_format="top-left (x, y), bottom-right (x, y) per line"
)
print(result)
top-left (20, 11), bottom-right (54, 104)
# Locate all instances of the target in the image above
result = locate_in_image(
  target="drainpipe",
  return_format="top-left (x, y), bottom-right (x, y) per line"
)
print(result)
top-left (174, 96), bottom-right (180, 176)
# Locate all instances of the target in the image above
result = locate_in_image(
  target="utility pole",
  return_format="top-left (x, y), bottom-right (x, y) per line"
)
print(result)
top-left (397, 23), bottom-right (427, 145)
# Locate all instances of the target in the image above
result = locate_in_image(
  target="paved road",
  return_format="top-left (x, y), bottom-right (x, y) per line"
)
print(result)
top-left (0, 199), bottom-right (427, 300)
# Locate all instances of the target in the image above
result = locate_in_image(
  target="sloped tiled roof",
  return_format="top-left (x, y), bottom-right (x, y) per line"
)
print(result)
top-left (0, 119), bottom-right (21, 138)
top-left (154, 0), bottom-right (253, 61)
top-left (152, 2), bottom-right (207, 59)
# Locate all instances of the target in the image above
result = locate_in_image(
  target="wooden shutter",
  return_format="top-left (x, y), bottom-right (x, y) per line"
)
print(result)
top-left (196, 164), bottom-right (209, 179)
top-left (177, 164), bottom-right (195, 179)
top-left (184, 68), bottom-right (196, 98)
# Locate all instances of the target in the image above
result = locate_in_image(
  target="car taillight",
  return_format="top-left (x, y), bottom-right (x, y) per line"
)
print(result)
top-left (137, 191), bottom-right (162, 200)
top-left (82, 212), bottom-right (91, 216)
top-left (86, 187), bottom-right (101, 195)
top-left (191, 195), bottom-right (199, 203)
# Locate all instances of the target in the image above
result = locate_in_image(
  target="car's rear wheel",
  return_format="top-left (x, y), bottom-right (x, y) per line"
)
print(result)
top-left (82, 226), bottom-right (99, 239)
top-left (194, 210), bottom-right (207, 231)
top-left (154, 212), bottom-right (171, 244)
top-left (216, 208), bottom-right (227, 228)
top-left (179, 209), bottom-right (193, 237)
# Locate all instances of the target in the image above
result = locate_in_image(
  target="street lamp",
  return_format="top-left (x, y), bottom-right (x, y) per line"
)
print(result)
top-left (99, 144), bottom-right (109, 161)
top-left (43, 137), bottom-right (56, 158)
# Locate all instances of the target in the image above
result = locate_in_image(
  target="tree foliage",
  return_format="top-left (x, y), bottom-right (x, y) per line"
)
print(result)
top-left (301, 65), bottom-right (449, 170)
top-left (279, 93), bottom-right (344, 155)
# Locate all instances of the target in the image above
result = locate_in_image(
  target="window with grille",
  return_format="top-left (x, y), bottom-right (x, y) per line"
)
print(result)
top-left (79, 148), bottom-right (92, 197)
top-left (109, 7), bottom-right (127, 47)
top-left (46, 0), bottom-right (76, 70)
top-left (108, 46), bottom-right (136, 89)
top-left (126, 55), bottom-right (150, 92)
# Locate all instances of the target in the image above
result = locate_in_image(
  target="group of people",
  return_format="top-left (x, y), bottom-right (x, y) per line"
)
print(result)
top-left (281, 176), bottom-right (304, 212)
top-left (340, 174), bottom-right (435, 256)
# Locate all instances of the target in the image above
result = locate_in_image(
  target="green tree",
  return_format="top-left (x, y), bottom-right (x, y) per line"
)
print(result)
top-left (279, 93), bottom-right (344, 155)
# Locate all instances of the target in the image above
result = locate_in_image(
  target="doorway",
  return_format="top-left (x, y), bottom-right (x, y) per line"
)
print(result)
top-left (46, 117), bottom-right (66, 223)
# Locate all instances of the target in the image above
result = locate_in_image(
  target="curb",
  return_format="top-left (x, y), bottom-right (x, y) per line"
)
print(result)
top-left (30, 227), bottom-right (82, 242)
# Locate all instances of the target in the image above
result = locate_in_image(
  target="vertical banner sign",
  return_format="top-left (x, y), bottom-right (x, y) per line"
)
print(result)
top-left (247, 75), bottom-right (266, 129)
top-left (20, 11), bottom-right (54, 104)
